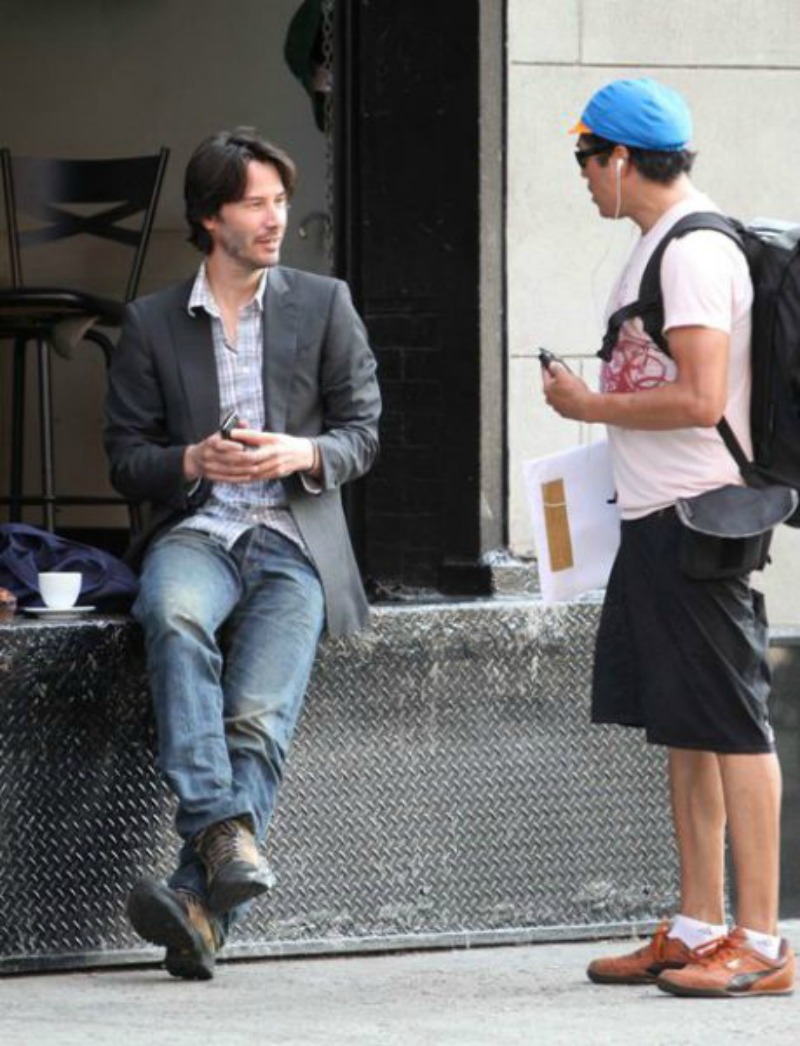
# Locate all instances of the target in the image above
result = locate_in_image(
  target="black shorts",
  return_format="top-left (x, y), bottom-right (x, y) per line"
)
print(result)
top-left (592, 508), bottom-right (774, 753)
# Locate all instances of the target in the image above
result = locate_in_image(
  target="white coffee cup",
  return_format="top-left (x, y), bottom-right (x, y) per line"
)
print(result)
top-left (38, 572), bottom-right (82, 610)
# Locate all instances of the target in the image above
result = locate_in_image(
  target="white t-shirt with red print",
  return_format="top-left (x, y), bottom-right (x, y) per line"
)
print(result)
top-left (601, 191), bottom-right (754, 520)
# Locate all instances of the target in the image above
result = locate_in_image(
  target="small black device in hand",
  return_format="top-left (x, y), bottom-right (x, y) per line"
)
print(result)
top-left (219, 410), bottom-right (240, 439)
top-left (537, 347), bottom-right (570, 373)
top-left (537, 347), bottom-right (557, 371)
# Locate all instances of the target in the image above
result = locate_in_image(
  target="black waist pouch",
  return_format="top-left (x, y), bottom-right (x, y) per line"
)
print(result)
top-left (675, 484), bottom-right (798, 581)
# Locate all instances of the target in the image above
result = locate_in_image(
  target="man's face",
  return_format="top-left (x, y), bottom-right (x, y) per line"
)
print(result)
top-left (576, 136), bottom-right (619, 219)
top-left (203, 160), bottom-right (289, 269)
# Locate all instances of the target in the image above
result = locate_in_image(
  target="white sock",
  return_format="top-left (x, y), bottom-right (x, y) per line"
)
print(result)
top-left (740, 926), bottom-right (781, 961)
top-left (667, 914), bottom-right (728, 950)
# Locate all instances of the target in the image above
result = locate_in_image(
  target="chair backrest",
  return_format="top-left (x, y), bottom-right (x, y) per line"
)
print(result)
top-left (1, 147), bottom-right (169, 301)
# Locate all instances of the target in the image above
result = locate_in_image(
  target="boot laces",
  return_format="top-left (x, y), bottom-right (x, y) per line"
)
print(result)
top-left (176, 889), bottom-right (221, 949)
top-left (200, 818), bottom-right (255, 871)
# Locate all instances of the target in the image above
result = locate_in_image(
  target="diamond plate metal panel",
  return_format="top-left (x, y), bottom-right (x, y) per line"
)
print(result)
top-left (0, 600), bottom-right (678, 973)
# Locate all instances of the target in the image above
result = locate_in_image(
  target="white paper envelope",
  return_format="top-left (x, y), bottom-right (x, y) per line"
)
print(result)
top-left (523, 439), bottom-right (620, 604)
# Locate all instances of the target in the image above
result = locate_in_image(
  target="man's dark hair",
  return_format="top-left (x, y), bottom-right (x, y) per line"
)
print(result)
top-left (582, 133), bottom-right (696, 185)
top-left (184, 128), bottom-right (298, 253)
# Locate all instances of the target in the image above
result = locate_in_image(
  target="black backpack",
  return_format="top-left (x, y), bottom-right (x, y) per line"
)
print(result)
top-left (600, 211), bottom-right (800, 525)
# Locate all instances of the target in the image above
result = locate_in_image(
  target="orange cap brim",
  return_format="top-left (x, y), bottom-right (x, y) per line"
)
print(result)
top-left (568, 119), bottom-right (592, 135)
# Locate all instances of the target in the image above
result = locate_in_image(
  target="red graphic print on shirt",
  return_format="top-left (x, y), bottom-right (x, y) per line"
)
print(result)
top-left (600, 320), bottom-right (673, 394)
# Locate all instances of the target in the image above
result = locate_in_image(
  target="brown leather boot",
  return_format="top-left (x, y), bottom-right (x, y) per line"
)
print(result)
top-left (127, 878), bottom-right (222, 980)
top-left (195, 816), bottom-right (275, 914)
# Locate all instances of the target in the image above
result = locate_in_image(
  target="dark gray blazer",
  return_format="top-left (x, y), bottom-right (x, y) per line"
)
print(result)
top-left (104, 266), bottom-right (381, 638)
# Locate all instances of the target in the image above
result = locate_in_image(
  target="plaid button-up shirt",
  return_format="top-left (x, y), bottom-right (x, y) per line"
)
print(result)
top-left (174, 264), bottom-right (306, 553)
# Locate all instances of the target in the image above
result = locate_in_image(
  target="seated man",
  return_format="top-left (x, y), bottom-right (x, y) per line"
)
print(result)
top-left (105, 128), bottom-right (381, 980)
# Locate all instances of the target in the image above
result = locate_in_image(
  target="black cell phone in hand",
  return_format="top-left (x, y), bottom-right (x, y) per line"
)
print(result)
top-left (219, 410), bottom-right (240, 439)
top-left (537, 347), bottom-right (570, 373)
top-left (537, 347), bottom-right (557, 372)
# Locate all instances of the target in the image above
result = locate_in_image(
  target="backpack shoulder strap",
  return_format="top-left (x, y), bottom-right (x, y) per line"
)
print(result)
top-left (599, 212), bottom-right (744, 361)
top-left (717, 416), bottom-right (753, 475)
top-left (598, 211), bottom-right (754, 477)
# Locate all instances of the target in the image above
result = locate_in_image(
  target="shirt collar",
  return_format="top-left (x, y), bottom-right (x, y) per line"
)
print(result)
top-left (187, 263), bottom-right (270, 317)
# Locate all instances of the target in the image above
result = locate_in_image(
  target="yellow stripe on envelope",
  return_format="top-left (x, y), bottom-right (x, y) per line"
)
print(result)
top-left (541, 478), bottom-right (574, 572)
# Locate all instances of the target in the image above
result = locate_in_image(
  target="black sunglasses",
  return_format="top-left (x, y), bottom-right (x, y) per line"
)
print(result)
top-left (574, 144), bottom-right (614, 170)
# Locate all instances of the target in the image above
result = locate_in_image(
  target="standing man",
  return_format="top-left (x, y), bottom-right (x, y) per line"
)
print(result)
top-left (105, 129), bottom-right (380, 980)
top-left (543, 79), bottom-right (794, 997)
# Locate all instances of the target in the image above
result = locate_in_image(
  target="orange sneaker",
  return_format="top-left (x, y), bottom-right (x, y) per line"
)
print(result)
top-left (657, 928), bottom-right (795, 998)
top-left (587, 921), bottom-right (693, 985)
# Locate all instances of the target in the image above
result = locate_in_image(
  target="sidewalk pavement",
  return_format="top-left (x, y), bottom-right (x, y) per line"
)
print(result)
top-left (2, 923), bottom-right (798, 1046)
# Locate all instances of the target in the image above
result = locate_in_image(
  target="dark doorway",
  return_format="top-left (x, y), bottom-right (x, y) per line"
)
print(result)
top-left (334, 0), bottom-right (493, 594)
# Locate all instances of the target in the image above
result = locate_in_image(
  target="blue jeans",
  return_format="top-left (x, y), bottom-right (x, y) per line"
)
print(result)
top-left (133, 525), bottom-right (324, 903)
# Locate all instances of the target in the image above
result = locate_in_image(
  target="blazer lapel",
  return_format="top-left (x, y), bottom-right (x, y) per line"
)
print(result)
top-left (168, 286), bottom-right (220, 441)
top-left (263, 266), bottom-right (298, 433)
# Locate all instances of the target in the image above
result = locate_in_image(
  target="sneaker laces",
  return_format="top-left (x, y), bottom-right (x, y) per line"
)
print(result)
top-left (687, 933), bottom-right (738, 966)
top-left (643, 920), bottom-right (671, 959)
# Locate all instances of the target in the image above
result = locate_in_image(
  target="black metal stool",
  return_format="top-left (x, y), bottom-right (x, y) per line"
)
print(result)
top-left (0, 148), bottom-right (169, 530)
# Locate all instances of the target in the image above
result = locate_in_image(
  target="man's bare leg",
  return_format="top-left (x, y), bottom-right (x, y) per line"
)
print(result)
top-left (718, 751), bottom-right (782, 934)
top-left (668, 747), bottom-right (726, 924)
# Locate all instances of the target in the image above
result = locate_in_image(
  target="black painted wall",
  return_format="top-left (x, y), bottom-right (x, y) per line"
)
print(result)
top-left (336, 0), bottom-right (488, 593)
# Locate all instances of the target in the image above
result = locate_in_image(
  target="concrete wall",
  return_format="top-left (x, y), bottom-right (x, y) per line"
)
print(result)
top-left (0, 0), bottom-right (329, 529)
top-left (506, 0), bottom-right (800, 624)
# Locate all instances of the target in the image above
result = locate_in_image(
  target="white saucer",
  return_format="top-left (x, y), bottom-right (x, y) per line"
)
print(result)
top-left (23, 605), bottom-right (97, 616)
